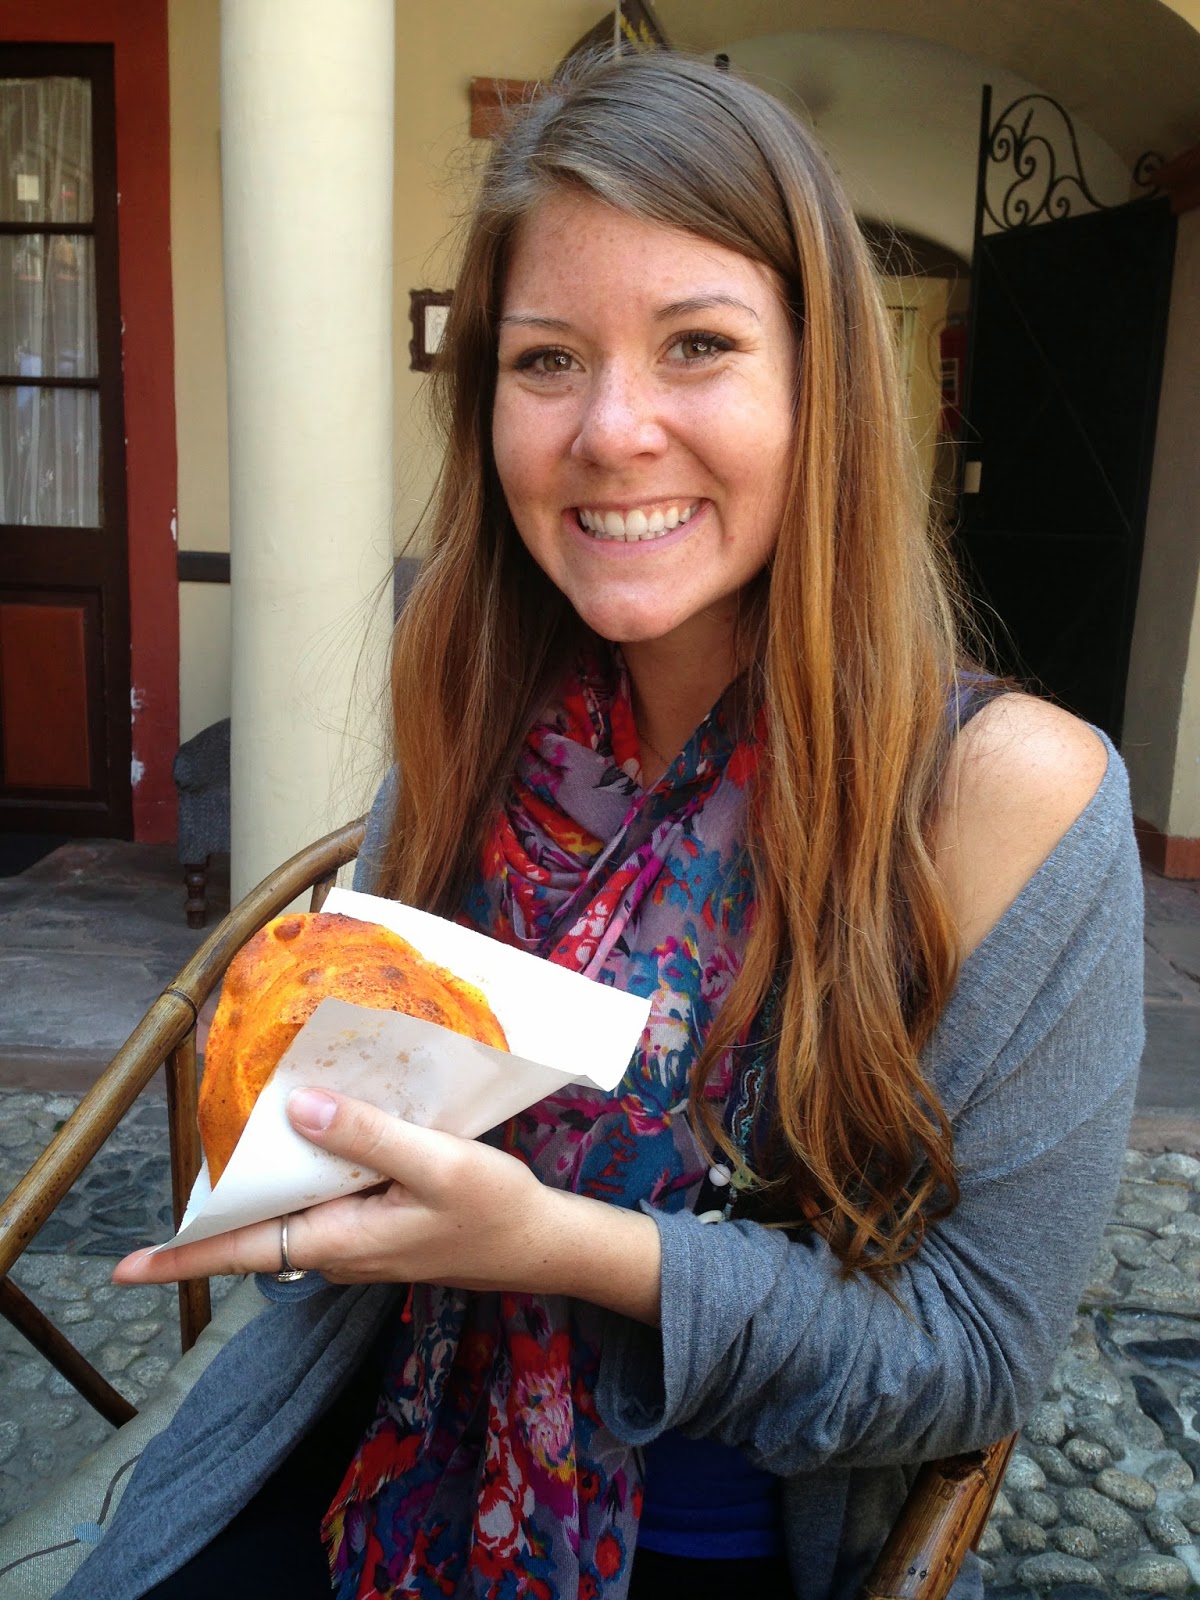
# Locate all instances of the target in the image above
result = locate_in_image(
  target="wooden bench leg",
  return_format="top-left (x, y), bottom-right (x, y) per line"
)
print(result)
top-left (184, 859), bottom-right (209, 928)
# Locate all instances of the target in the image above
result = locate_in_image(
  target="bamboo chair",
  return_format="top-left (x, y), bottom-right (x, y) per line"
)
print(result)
top-left (0, 820), bottom-right (1016, 1600)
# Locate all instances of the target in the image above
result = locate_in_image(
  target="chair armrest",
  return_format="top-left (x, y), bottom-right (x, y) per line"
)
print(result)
top-left (0, 816), bottom-right (366, 1280)
top-left (0, 816), bottom-right (366, 1417)
top-left (858, 1435), bottom-right (1017, 1600)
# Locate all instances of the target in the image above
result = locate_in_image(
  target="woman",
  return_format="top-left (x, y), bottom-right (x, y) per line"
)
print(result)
top-left (64, 50), bottom-right (1143, 1600)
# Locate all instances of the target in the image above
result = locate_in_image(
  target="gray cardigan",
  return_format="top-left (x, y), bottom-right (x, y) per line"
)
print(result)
top-left (58, 737), bottom-right (1144, 1600)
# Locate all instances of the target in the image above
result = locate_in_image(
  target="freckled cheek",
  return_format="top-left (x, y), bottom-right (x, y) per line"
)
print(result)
top-left (493, 402), bottom-right (576, 518)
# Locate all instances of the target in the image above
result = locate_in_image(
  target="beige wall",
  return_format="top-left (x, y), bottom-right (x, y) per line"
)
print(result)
top-left (1126, 208), bottom-right (1200, 838)
top-left (169, 0), bottom-right (232, 741)
top-left (389, 0), bottom-right (597, 548)
top-left (1165, 0), bottom-right (1200, 32)
top-left (170, 0), bottom-right (1200, 557)
top-left (1175, 575), bottom-right (1200, 837)
top-left (731, 31), bottom-right (1129, 263)
top-left (167, 0), bottom-right (1200, 842)
top-left (1158, 4), bottom-right (1200, 838)
top-left (167, 0), bottom-right (601, 739)
top-left (880, 275), bottom-right (953, 498)
top-left (171, 0), bottom-right (1200, 563)
top-left (657, 0), bottom-right (1200, 165)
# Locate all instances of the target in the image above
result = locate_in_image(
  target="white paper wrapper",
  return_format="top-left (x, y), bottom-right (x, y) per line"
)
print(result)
top-left (157, 886), bottom-right (651, 1252)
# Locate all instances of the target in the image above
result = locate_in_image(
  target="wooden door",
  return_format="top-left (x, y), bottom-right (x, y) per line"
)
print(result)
top-left (0, 44), bottom-right (131, 836)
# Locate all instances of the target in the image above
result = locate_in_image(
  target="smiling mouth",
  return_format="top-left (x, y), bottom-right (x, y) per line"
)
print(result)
top-left (576, 501), bottom-right (701, 542)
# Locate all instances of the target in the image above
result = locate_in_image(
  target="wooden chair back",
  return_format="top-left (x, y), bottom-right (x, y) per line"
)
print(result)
top-left (0, 818), bottom-right (365, 1423)
top-left (858, 1434), bottom-right (1017, 1600)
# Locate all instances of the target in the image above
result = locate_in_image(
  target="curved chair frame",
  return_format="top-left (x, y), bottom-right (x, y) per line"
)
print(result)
top-left (0, 818), bottom-right (1014, 1600)
top-left (0, 818), bottom-right (365, 1424)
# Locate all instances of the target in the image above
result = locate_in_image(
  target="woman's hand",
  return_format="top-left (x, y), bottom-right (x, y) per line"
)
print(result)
top-left (113, 1089), bottom-right (663, 1324)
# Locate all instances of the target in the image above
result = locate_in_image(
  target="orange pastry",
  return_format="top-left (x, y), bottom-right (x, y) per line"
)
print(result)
top-left (197, 911), bottom-right (507, 1185)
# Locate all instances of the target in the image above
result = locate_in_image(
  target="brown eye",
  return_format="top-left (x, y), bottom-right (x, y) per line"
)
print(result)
top-left (668, 331), bottom-right (734, 364)
top-left (515, 347), bottom-right (576, 376)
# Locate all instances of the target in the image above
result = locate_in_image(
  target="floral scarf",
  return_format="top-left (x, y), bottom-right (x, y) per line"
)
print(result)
top-left (323, 650), bottom-right (761, 1599)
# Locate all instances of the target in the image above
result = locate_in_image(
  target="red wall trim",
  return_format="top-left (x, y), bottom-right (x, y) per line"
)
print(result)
top-left (0, 0), bottom-right (178, 842)
top-left (1134, 815), bottom-right (1200, 880)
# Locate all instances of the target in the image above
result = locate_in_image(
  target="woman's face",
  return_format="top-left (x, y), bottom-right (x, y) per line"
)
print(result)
top-left (492, 191), bottom-right (797, 661)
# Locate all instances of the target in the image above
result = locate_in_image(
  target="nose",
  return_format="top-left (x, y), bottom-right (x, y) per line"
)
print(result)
top-left (570, 360), bottom-right (668, 467)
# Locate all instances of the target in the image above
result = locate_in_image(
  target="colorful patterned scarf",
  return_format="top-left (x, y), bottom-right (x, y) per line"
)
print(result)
top-left (323, 650), bottom-right (761, 1599)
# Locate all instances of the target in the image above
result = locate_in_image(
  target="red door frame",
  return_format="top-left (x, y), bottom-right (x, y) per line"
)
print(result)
top-left (0, 0), bottom-right (177, 842)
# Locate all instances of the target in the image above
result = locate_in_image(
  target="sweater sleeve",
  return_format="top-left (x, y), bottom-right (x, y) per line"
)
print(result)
top-left (595, 741), bottom-right (1145, 1476)
top-left (353, 765), bottom-right (398, 894)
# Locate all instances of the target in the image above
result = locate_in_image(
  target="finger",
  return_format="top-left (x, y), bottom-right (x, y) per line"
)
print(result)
top-left (112, 1215), bottom-right (288, 1284)
top-left (286, 1089), bottom-right (460, 1197)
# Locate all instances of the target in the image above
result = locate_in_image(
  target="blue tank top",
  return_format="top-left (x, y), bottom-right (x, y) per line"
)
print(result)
top-left (637, 1432), bottom-right (784, 1559)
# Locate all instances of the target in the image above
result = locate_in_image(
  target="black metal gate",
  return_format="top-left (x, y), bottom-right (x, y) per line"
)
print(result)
top-left (956, 88), bottom-right (1176, 740)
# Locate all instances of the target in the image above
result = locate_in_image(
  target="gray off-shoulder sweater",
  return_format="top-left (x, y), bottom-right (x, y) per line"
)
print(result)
top-left (57, 735), bottom-right (1145, 1600)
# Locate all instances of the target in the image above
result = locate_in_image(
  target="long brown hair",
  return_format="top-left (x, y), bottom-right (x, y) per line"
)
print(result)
top-left (381, 51), bottom-right (962, 1277)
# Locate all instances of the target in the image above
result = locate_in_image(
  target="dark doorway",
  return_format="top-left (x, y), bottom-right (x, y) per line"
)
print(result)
top-left (0, 44), bottom-right (131, 836)
top-left (956, 91), bottom-right (1176, 741)
top-left (0, 830), bottom-right (67, 875)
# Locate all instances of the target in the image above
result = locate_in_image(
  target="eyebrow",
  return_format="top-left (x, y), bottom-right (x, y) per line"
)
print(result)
top-left (497, 294), bottom-right (761, 333)
top-left (498, 313), bottom-right (572, 331)
top-left (654, 295), bottom-right (760, 323)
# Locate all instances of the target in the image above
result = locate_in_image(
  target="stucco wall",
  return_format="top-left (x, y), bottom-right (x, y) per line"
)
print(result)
top-left (1159, 2), bottom-right (1200, 843)
top-left (728, 31), bottom-right (1129, 264)
top-left (168, 0), bottom-right (1200, 845)
top-left (1165, 0), bottom-right (1200, 32)
top-left (168, 0), bottom-right (597, 739)
top-left (657, 0), bottom-right (1200, 165)
top-left (1174, 570), bottom-right (1200, 838)
top-left (169, 0), bottom-right (231, 742)
top-left (388, 1), bottom-right (597, 548)
top-left (1124, 209), bottom-right (1200, 835)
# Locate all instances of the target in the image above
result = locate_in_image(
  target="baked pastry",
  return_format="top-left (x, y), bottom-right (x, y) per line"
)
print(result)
top-left (197, 911), bottom-right (507, 1185)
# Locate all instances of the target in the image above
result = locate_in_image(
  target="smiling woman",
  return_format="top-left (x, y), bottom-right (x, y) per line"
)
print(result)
top-left (492, 193), bottom-right (795, 771)
top-left (62, 47), bottom-right (1143, 1600)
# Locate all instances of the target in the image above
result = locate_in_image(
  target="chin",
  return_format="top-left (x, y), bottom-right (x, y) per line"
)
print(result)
top-left (582, 608), bottom-right (685, 646)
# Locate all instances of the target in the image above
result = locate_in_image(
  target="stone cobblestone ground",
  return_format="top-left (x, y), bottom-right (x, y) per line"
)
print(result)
top-left (0, 1089), bottom-right (238, 1528)
top-left (2, 1091), bottom-right (1200, 1597)
top-left (978, 1143), bottom-right (1200, 1598)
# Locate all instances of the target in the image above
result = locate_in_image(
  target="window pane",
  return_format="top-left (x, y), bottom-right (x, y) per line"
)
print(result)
top-left (0, 236), bottom-right (97, 378)
top-left (0, 76), bottom-right (93, 223)
top-left (0, 387), bottom-right (100, 526)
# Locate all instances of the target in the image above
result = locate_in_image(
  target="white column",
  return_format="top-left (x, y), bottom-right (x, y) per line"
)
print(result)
top-left (221, 0), bottom-right (395, 899)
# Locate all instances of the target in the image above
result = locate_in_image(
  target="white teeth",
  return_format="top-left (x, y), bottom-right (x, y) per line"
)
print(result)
top-left (577, 502), bottom-right (700, 541)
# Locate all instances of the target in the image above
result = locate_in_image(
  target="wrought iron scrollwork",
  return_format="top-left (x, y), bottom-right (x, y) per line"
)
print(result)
top-left (983, 93), bottom-right (1155, 232)
top-left (1133, 150), bottom-right (1166, 192)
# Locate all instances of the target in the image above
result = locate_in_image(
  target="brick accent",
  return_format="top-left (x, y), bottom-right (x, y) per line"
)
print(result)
top-left (1134, 816), bottom-right (1200, 879)
top-left (469, 77), bottom-right (541, 139)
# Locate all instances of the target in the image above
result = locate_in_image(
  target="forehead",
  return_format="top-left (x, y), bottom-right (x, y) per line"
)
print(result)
top-left (500, 189), bottom-right (784, 320)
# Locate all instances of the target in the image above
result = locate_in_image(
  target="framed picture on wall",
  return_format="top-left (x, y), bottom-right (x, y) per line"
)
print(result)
top-left (409, 288), bottom-right (452, 372)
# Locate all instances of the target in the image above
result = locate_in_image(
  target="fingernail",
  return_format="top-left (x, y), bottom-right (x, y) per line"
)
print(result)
top-left (288, 1088), bottom-right (337, 1131)
top-left (113, 1247), bottom-right (153, 1282)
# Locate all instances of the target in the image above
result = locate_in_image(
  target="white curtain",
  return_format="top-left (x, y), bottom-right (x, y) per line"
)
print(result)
top-left (0, 75), bottom-right (99, 527)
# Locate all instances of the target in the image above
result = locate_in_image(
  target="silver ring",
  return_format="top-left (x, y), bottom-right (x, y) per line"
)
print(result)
top-left (275, 1213), bottom-right (308, 1283)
